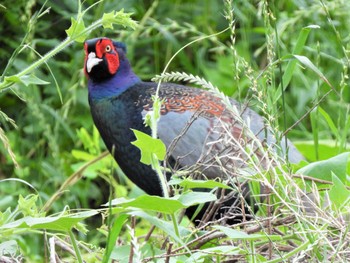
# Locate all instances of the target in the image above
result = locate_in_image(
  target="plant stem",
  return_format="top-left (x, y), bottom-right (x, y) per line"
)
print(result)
top-left (69, 230), bottom-right (83, 263)
top-left (152, 154), bottom-right (180, 237)
top-left (0, 14), bottom-right (124, 91)
top-left (170, 213), bottom-right (180, 238)
top-left (152, 153), bottom-right (169, 198)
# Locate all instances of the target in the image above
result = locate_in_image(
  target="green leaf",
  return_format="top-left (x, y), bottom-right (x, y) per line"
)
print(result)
top-left (108, 196), bottom-right (185, 214)
top-left (102, 214), bottom-right (128, 263)
top-left (65, 17), bottom-right (87, 43)
top-left (131, 129), bottom-right (166, 165)
top-left (4, 74), bottom-right (50, 87)
top-left (102, 11), bottom-right (117, 29)
top-left (20, 74), bottom-right (50, 86)
top-left (293, 140), bottom-right (350, 162)
top-left (0, 207), bottom-right (12, 225)
top-left (102, 10), bottom-right (138, 30)
top-left (110, 245), bottom-right (133, 262)
top-left (293, 55), bottom-right (332, 87)
top-left (108, 192), bottom-right (216, 214)
top-left (297, 152), bottom-right (349, 183)
top-left (176, 192), bottom-right (217, 207)
top-left (274, 26), bottom-right (315, 102)
top-left (0, 210), bottom-right (98, 232)
top-left (274, 25), bottom-right (320, 102)
top-left (18, 195), bottom-right (41, 217)
top-left (328, 173), bottom-right (350, 210)
top-left (71, 150), bottom-right (95, 161)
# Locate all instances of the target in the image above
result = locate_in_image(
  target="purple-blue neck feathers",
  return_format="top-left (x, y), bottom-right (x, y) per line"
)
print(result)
top-left (88, 53), bottom-right (141, 101)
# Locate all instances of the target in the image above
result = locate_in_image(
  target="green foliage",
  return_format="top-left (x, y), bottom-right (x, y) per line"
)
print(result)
top-left (109, 191), bottom-right (216, 214)
top-left (1, 209), bottom-right (97, 232)
top-left (297, 152), bottom-right (349, 183)
top-left (102, 10), bottom-right (138, 30)
top-left (66, 17), bottom-right (88, 43)
top-left (102, 213), bottom-right (128, 263)
top-left (329, 173), bottom-right (350, 211)
top-left (131, 129), bottom-right (166, 165)
top-left (0, 0), bottom-right (350, 262)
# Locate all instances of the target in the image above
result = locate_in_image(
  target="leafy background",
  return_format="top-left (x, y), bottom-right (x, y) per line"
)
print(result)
top-left (0, 0), bottom-right (349, 262)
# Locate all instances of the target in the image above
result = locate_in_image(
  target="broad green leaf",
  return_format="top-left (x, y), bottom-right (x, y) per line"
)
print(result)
top-left (214, 226), bottom-right (282, 241)
top-left (108, 192), bottom-right (216, 214)
top-left (176, 192), bottom-right (217, 207)
top-left (110, 245), bottom-right (132, 262)
top-left (102, 214), bottom-right (128, 263)
top-left (297, 152), bottom-right (349, 183)
top-left (102, 10), bottom-right (138, 30)
top-left (65, 17), bottom-right (87, 43)
top-left (0, 210), bottom-right (98, 232)
top-left (170, 178), bottom-right (232, 190)
top-left (108, 192), bottom-right (217, 214)
top-left (108, 196), bottom-right (185, 214)
top-left (328, 173), bottom-right (350, 210)
top-left (293, 140), bottom-right (350, 162)
top-left (131, 129), bottom-right (166, 165)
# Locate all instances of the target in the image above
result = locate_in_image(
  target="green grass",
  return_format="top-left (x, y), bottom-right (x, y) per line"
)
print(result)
top-left (0, 0), bottom-right (350, 262)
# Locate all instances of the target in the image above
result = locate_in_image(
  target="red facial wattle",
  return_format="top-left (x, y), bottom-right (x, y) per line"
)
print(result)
top-left (95, 39), bottom-right (119, 75)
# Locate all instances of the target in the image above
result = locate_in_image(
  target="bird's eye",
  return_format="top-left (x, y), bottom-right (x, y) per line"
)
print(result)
top-left (105, 45), bottom-right (111, 52)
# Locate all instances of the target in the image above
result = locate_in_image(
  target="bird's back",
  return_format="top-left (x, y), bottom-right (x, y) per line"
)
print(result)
top-left (90, 81), bottom-right (303, 195)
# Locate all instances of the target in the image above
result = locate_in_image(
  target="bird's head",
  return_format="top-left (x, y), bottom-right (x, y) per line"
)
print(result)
top-left (84, 37), bottom-right (127, 82)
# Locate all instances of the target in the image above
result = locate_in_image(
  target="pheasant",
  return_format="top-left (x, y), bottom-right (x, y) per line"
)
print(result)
top-left (83, 37), bottom-right (303, 222)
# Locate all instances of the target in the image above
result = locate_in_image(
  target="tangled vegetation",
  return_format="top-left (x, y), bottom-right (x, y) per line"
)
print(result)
top-left (0, 0), bottom-right (349, 262)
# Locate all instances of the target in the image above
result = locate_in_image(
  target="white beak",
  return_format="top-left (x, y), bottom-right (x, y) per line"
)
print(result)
top-left (86, 52), bottom-right (103, 73)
